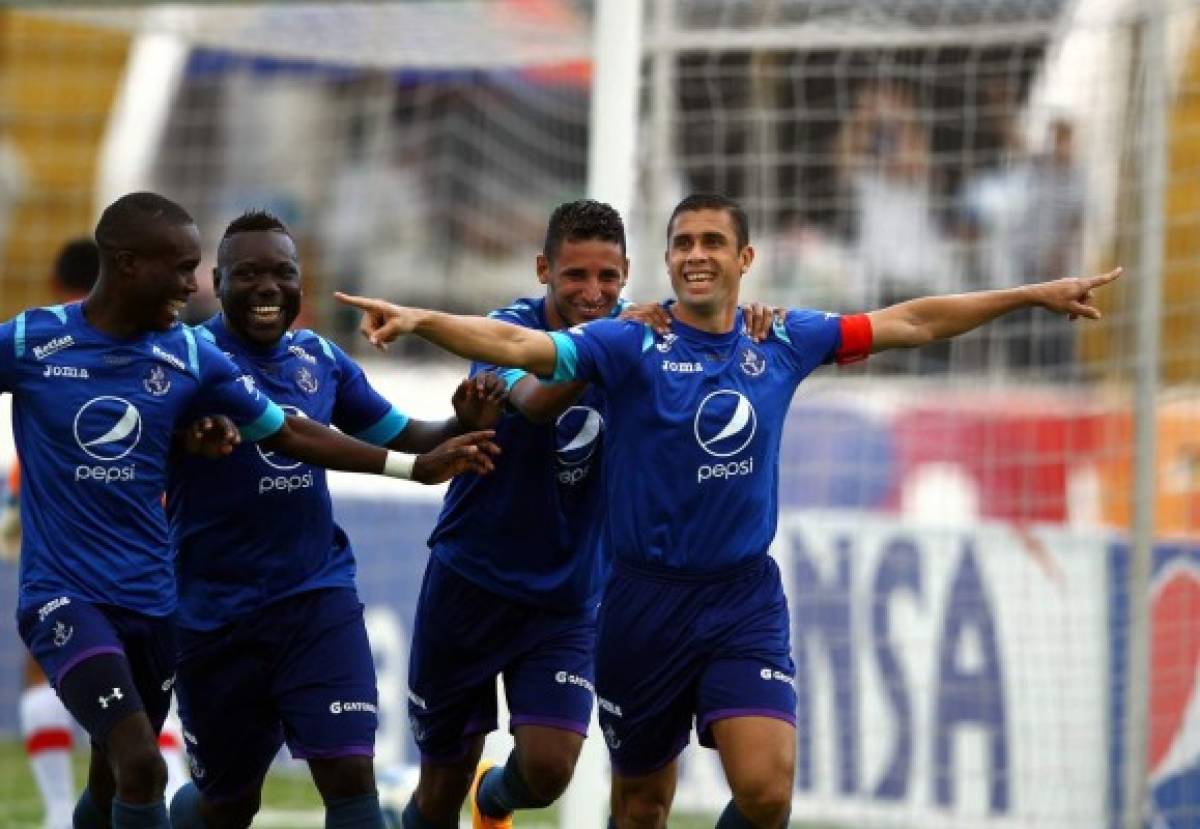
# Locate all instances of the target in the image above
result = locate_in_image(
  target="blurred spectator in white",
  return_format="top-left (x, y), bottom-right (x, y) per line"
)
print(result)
top-left (963, 115), bottom-right (1084, 375)
top-left (836, 83), bottom-right (956, 369)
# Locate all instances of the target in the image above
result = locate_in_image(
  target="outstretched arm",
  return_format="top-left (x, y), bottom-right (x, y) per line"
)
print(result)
top-left (262, 415), bottom-right (499, 484)
top-left (335, 292), bottom-right (559, 377)
top-left (867, 268), bottom-right (1122, 352)
top-left (389, 372), bottom-right (508, 453)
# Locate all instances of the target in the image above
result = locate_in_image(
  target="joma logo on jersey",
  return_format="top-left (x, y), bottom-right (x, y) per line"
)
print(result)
top-left (33, 335), bottom-right (74, 360)
top-left (151, 345), bottom-right (186, 372)
top-left (42, 364), bottom-right (89, 379)
top-left (37, 596), bottom-right (70, 622)
top-left (662, 359), bottom-right (703, 374)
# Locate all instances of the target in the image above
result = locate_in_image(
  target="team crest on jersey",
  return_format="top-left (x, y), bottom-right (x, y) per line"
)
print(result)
top-left (740, 346), bottom-right (766, 377)
top-left (295, 365), bottom-right (319, 394)
top-left (143, 365), bottom-right (171, 396)
top-left (52, 620), bottom-right (73, 647)
top-left (655, 333), bottom-right (677, 353)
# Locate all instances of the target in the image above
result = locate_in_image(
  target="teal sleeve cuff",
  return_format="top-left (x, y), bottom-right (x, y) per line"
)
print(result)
top-left (498, 368), bottom-right (527, 391)
top-left (353, 407), bottom-right (410, 446)
top-left (240, 401), bottom-right (286, 443)
top-left (547, 331), bottom-right (578, 382)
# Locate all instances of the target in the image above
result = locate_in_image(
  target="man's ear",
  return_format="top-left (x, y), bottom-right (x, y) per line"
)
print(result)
top-left (536, 253), bottom-right (551, 286)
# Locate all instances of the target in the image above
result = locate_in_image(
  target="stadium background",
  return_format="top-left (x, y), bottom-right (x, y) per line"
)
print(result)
top-left (0, 1), bottom-right (1198, 827)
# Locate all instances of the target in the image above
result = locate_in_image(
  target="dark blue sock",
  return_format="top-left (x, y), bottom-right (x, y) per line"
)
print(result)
top-left (110, 798), bottom-right (169, 829)
top-left (325, 793), bottom-right (385, 829)
top-left (714, 799), bottom-right (759, 829)
top-left (476, 752), bottom-right (555, 818)
top-left (73, 788), bottom-right (111, 829)
top-left (168, 782), bottom-right (207, 829)
top-left (400, 796), bottom-right (455, 829)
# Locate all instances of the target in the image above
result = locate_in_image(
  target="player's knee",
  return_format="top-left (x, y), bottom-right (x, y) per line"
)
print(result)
top-left (206, 790), bottom-right (262, 829)
top-left (112, 745), bottom-right (167, 800)
top-left (730, 776), bottom-right (792, 828)
top-left (519, 751), bottom-right (577, 804)
top-left (617, 795), bottom-right (670, 829)
top-left (311, 756), bottom-right (376, 801)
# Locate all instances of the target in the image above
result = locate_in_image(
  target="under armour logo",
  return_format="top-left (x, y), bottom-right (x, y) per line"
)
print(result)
top-left (98, 687), bottom-right (124, 709)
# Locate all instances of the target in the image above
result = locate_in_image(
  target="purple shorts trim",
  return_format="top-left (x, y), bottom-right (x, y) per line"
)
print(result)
top-left (609, 731), bottom-right (691, 779)
top-left (289, 743), bottom-right (374, 761)
top-left (697, 707), bottom-right (797, 743)
top-left (509, 714), bottom-right (589, 738)
top-left (55, 645), bottom-right (124, 687)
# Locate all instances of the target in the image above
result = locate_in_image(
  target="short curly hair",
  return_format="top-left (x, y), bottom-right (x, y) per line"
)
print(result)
top-left (543, 199), bottom-right (626, 262)
top-left (217, 209), bottom-right (293, 267)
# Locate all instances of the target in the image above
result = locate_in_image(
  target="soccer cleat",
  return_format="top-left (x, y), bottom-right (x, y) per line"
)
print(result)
top-left (470, 760), bottom-right (514, 829)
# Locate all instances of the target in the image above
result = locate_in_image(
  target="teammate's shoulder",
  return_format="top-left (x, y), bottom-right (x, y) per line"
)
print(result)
top-left (5, 304), bottom-right (75, 359)
top-left (487, 297), bottom-right (542, 327)
top-left (286, 328), bottom-right (338, 363)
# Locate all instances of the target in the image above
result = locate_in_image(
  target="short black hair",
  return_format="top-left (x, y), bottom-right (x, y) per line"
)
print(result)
top-left (217, 209), bottom-right (293, 267)
top-left (667, 194), bottom-right (750, 250)
top-left (543, 199), bottom-right (626, 261)
top-left (53, 237), bottom-right (99, 296)
top-left (94, 192), bottom-right (194, 261)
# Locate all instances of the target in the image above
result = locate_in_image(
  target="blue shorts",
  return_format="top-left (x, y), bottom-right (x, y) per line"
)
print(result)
top-left (408, 554), bottom-right (597, 764)
top-left (595, 555), bottom-right (797, 776)
top-left (174, 587), bottom-right (377, 801)
top-left (17, 597), bottom-right (176, 743)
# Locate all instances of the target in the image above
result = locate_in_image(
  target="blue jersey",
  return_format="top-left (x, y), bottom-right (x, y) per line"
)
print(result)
top-left (0, 302), bottom-right (284, 617)
top-left (428, 297), bottom-right (608, 612)
top-left (167, 315), bottom-right (409, 631)
top-left (549, 309), bottom-right (867, 573)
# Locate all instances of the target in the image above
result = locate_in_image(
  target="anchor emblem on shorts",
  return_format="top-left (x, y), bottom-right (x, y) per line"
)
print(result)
top-left (98, 687), bottom-right (124, 709)
top-left (52, 621), bottom-right (73, 647)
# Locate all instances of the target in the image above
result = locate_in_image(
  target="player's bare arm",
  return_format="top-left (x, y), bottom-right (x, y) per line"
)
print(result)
top-left (867, 267), bottom-right (1123, 353)
top-left (507, 376), bottom-right (588, 424)
top-left (334, 292), bottom-right (559, 376)
top-left (262, 414), bottom-right (500, 483)
top-left (390, 372), bottom-right (508, 453)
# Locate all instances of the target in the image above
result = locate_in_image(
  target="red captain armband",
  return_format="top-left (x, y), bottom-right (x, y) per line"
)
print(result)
top-left (834, 314), bottom-right (872, 365)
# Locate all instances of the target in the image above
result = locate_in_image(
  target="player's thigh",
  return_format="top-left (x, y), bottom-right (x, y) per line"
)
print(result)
top-left (270, 590), bottom-right (379, 763)
top-left (595, 568), bottom-right (702, 779)
top-left (504, 604), bottom-right (596, 741)
top-left (19, 600), bottom-right (151, 745)
top-left (112, 607), bottom-right (177, 735)
top-left (409, 559), bottom-right (522, 762)
top-left (175, 625), bottom-right (281, 803)
top-left (710, 715), bottom-right (796, 809)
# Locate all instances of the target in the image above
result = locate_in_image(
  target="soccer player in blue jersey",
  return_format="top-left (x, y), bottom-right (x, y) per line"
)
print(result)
top-left (164, 209), bottom-right (507, 829)
top-left (393, 199), bottom-right (627, 829)
top-left (2, 192), bottom-right (498, 829)
top-left (337, 193), bottom-right (1122, 829)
